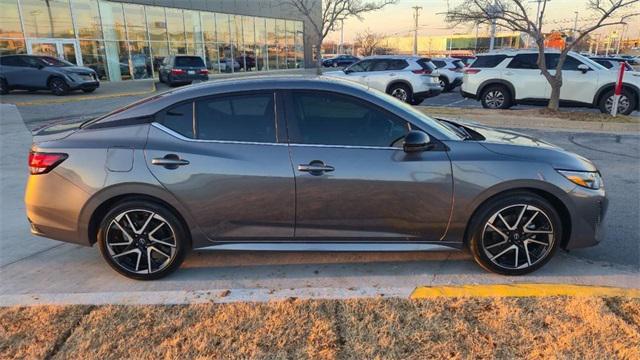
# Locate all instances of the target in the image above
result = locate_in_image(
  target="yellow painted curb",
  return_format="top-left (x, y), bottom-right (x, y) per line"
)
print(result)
top-left (410, 284), bottom-right (640, 298)
top-left (8, 81), bottom-right (156, 106)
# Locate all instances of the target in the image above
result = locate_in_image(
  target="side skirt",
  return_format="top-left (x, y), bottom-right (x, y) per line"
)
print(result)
top-left (194, 242), bottom-right (463, 252)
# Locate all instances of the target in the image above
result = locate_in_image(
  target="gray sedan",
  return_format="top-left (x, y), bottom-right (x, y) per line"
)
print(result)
top-left (25, 76), bottom-right (607, 280)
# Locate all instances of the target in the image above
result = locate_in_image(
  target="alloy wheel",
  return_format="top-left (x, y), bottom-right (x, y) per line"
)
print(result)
top-left (105, 209), bottom-right (177, 274)
top-left (484, 90), bottom-right (505, 108)
top-left (604, 94), bottom-right (630, 114)
top-left (481, 204), bottom-right (554, 270)
top-left (439, 79), bottom-right (446, 88)
top-left (50, 79), bottom-right (66, 94)
top-left (391, 88), bottom-right (408, 102)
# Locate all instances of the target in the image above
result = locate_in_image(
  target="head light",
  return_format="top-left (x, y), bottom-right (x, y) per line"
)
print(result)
top-left (557, 170), bottom-right (602, 190)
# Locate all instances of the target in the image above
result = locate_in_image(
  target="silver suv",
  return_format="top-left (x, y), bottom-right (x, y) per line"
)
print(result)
top-left (430, 58), bottom-right (465, 92)
top-left (324, 55), bottom-right (442, 104)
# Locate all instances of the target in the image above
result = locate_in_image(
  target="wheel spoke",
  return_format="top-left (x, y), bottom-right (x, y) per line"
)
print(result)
top-left (486, 222), bottom-right (508, 240)
top-left (138, 212), bottom-right (155, 234)
top-left (124, 214), bottom-right (138, 234)
top-left (525, 238), bottom-right (550, 247)
top-left (491, 244), bottom-right (517, 261)
top-left (149, 235), bottom-right (176, 247)
top-left (112, 221), bottom-right (133, 243)
top-left (513, 205), bottom-right (527, 230)
top-left (524, 242), bottom-right (532, 266)
top-left (113, 248), bottom-right (141, 259)
top-left (497, 213), bottom-right (511, 230)
top-left (148, 222), bottom-right (165, 237)
top-left (149, 246), bottom-right (171, 259)
top-left (485, 239), bottom-right (508, 250)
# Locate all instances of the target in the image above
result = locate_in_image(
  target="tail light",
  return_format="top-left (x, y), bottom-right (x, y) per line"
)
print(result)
top-left (28, 152), bottom-right (67, 175)
top-left (465, 68), bottom-right (481, 74)
top-left (170, 69), bottom-right (185, 75)
top-left (412, 69), bottom-right (432, 75)
top-left (199, 69), bottom-right (209, 75)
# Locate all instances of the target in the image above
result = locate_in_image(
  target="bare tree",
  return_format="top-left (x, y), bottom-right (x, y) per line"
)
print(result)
top-left (281, 0), bottom-right (397, 74)
top-left (446, 0), bottom-right (638, 111)
top-left (355, 28), bottom-right (384, 56)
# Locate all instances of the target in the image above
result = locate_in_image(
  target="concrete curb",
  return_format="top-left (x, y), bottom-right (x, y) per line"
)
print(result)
top-left (8, 81), bottom-right (157, 106)
top-left (410, 283), bottom-right (640, 298)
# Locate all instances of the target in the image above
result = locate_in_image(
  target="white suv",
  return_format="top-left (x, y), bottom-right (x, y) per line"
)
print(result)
top-left (461, 50), bottom-right (640, 115)
top-left (430, 57), bottom-right (465, 92)
top-left (324, 55), bottom-right (443, 104)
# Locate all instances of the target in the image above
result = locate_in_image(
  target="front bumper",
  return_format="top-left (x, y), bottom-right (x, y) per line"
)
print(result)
top-left (460, 88), bottom-right (477, 100)
top-left (68, 79), bottom-right (99, 91)
top-left (414, 83), bottom-right (444, 100)
top-left (563, 185), bottom-right (608, 249)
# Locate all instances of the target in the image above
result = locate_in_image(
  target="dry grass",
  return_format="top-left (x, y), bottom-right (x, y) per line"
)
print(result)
top-left (1, 297), bottom-right (639, 359)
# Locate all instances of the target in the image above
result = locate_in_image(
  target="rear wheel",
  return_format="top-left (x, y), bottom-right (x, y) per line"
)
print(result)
top-left (439, 76), bottom-right (451, 92)
top-left (599, 88), bottom-right (637, 115)
top-left (480, 84), bottom-right (512, 109)
top-left (0, 78), bottom-right (9, 95)
top-left (97, 200), bottom-right (188, 280)
top-left (48, 77), bottom-right (69, 96)
top-left (468, 192), bottom-right (561, 275)
top-left (388, 83), bottom-right (413, 104)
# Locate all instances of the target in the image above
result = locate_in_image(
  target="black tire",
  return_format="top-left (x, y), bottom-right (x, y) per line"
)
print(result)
top-left (439, 76), bottom-right (451, 92)
top-left (387, 83), bottom-right (413, 104)
top-left (97, 199), bottom-right (188, 280)
top-left (0, 78), bottom-right (9, 95)
top-left (480, 84), bottom-right (512, 109)
top-left (468, 191), bottom-right (562, 275)
top-left (598, 88), bottom-right (637, 116)
top-left (48, 77), bottom-right (69, 96)
top-left (82, 88), bottom-right (96, 93)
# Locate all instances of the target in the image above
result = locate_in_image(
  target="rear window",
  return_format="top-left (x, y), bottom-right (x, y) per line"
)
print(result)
top-left (417, 58), bottom-right (436, 71)
top-left (452, 59), bottom-right (465, 69)
top-left (470, 55), bottom-right (508, 68)
top-left (174, 56), bottom-right (205, 67)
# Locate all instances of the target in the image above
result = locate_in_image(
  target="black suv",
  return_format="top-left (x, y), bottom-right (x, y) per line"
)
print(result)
top-left (0, 55), bottom-right (99, 95)
top-left (322, 55), bottom-right (360, 68)
top-left (158, 55), bottom-right (209, 87)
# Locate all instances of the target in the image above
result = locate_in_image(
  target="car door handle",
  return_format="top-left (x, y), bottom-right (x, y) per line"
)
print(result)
top-left (298, 161), bottom-right (334, 174)
top-left (389, 73), bottom-right (396, 76)
top-left (152, 154), bottom-right (189, 169)
top-left (504, 71), bottom-right (514, 76)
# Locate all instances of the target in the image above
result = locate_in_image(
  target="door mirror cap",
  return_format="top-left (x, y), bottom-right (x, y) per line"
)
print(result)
top-left (403, 130), bottom-right (432, 152)
top-left (577, 64), bottom-right (589, 73)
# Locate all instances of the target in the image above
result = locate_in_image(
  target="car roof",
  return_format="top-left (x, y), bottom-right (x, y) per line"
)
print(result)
top-left (476, 48), bottom-right (564, 56)
top-left (362, 55), bottom-right (429, 61)
top-left (590, 57), bottom-right (626, 61)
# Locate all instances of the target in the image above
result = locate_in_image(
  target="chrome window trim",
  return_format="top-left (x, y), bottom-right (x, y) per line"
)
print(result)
top-left (289, 143), bottom-right (400, 150)
top-left (152, 122), bottom-right (286, 146)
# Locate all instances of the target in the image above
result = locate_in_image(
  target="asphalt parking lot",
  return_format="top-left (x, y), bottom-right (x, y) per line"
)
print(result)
top-left (0, 93), bottom-right (638, 304)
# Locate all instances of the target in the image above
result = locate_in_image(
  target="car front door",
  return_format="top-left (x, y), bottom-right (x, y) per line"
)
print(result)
top-left (547, 54), bottom-right (598, 104)
top-left (338, 59), bottom-right (373, 86)
top-left (285, 90), bottom-right (453, 241)
top-left (145, 91), bottom-right (295, 241)
top-left (504, 53), bottom-right (551, 100)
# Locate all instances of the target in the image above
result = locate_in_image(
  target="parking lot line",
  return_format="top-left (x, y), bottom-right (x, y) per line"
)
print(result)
top-left (410, 283), bottom-right (640, 298)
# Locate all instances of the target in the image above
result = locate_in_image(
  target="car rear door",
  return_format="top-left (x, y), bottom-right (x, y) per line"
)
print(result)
top-left (285, 90), bottom-right (453, 241)
top-left (503, 53), bottom-right (551, 100)
top-left (366, 59), bottom-right (408, 93)
top-left (145, 91), bottom-right (295, 241)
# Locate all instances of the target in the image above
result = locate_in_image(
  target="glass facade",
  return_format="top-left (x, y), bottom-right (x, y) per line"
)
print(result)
top-left (0, 0), bottom-right (305, 80)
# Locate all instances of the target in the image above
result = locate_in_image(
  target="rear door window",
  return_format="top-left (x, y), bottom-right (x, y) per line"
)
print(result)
top-left (417, 58), bottom-right (436, 71)
top-left (195, 93), bottom-right (276, 143)
top-left (507, 54), bottom-right (539, 69)
top-left (431, 60), bottom-right (446, 68)
top-left (156, 102), bottom-right (194, 138)
top-left (175, 56), bottom-right (205, 67)
top-left (0, 56), bottom-right (20, 66)
top-left (471, 55), bottom-right (508, 68)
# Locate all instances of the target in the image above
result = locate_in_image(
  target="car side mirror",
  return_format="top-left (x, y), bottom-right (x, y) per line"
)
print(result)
top-left (403, 130), bottom-right (432, 153)
top-left (343, 68), bottom-right (353, 74)
top-left (577, 64), bottom-right (589, 73)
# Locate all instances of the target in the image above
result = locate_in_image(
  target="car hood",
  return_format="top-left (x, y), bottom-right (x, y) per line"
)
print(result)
top-left (447, 119), bottom-right (597, 172)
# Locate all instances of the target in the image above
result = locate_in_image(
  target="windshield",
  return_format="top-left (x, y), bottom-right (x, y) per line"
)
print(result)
top-left (39, 56), bottom-right (73, 67)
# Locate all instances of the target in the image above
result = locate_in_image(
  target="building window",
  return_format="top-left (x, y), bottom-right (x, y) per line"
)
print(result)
top-left (71, 0), bottom-right (102, 39)
top-left (21, 0), bottom-right (75, 38)
top-left (0, 0), bottom-right (25, 55)
top-left (266, 18), bottom-right (277, 71)
top-left (215, 13), bottom-right (232, 73)
top-left (200, 12), bottom-right (219, 73)
top-left (294, 21), bottom-right (303, 68)
top-left (146, 6), bottom-right (167, 42)
top-left (123, 4), bottom-right (147, 42)
top-left (276, 19), bottom-right (286, 69)
top-left (242, 16), bottom-right (255, 71)
top-left (255, 17), bottom-right (267, 71)
top-left (231, 14), bottom-right (242, 71)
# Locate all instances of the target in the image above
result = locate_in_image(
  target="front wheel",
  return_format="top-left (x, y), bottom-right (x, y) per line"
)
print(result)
top-left (468, 192), bottom-right (561, 275)
top-left (48, 77), bottom-right (69, 96)
top-left (388, 84), bottom-right (413, 104)
top-left (97, 200), bottom-right (188, 280)
top-left (82, 88), bottom-right (96, 93)
top-left (599, 88), bottom-right (637, 115)
top-left (0, 78), bottom-right (9, 95)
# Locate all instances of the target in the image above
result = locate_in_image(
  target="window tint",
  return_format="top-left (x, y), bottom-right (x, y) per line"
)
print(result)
top-left (175, 56), bottom-right (205, 67)
top-left (507, 54), bottom-right (539, 69)
top-left (370, 60), bottom-right (389, 71)
top-left (432, 60), bottom-right (446, 68)
top-left (289, 92), bottom-right (410, 147)
top-left (348, 59), bottom-right (374, 72)
top-left (196, 93), bottom-right (275, 142)
top-left (452, 60), bottom-right (465, 69)
top-left (157, 102), bottom-right (194, 138)
top-left (545, 54), bottom-right (584, 70)
top-left (471, 55), bottom-right (508, 68)
top-left (0, 56), bottom-right (20, 66)
top-left (593, 59), bottom-right (611, 68)
top-left (417, 58), bottom-right (436, 71)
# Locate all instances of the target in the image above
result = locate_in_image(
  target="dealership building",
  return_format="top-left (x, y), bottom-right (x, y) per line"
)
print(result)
top-left (0, 0), bottom-right (320, 81)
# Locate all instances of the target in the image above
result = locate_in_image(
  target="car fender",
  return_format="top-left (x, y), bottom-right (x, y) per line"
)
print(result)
top-left (477, 79), bottom-right (517, 100)
top-left (592, 82), bottom-right (640, 109)
top-left (385, 79), bottom-right (413, 94)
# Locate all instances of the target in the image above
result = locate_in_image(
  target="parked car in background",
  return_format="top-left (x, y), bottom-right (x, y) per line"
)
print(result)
top-left (589, 57), bottom-right (634, 71)
top-left (430, 58), bottom-right (465, 91)
top-left (619, 55), bottom-right (639, 65)
top-left (25, 77), bottom-right (607, 279)
top-left (158, 55), bottom-right (209, 86)
top-left (461, 50), bottom-right (640, 115)
top-left (215, 58), bottom-right (241, 73)
top-left (453, 55), bottom-right (477, 67)
top-left (322, 54), bottom-right (360, 68)
top-left (0, 54), bottom-right (99, 95)
top-left (324, 55), bottom-right (442, 104)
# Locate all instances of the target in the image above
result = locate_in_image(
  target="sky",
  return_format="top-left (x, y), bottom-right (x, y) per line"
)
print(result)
top-left (325, 0), bottom-right (640, 43)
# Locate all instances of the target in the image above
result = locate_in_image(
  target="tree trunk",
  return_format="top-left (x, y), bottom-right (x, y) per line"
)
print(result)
top-left (315, 41), bottom-right (323, 75)
top-left (548, 83), bottom-right (561, 111)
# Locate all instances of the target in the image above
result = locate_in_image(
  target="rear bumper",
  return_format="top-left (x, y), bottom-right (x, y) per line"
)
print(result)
top-left (168, 74), bottom-right (209, 83)
top-left (414, 83), bottom-right (444, 100)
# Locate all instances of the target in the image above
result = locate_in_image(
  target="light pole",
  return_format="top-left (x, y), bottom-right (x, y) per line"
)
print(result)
top-left (412, 6), bottom-right (422, 55)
